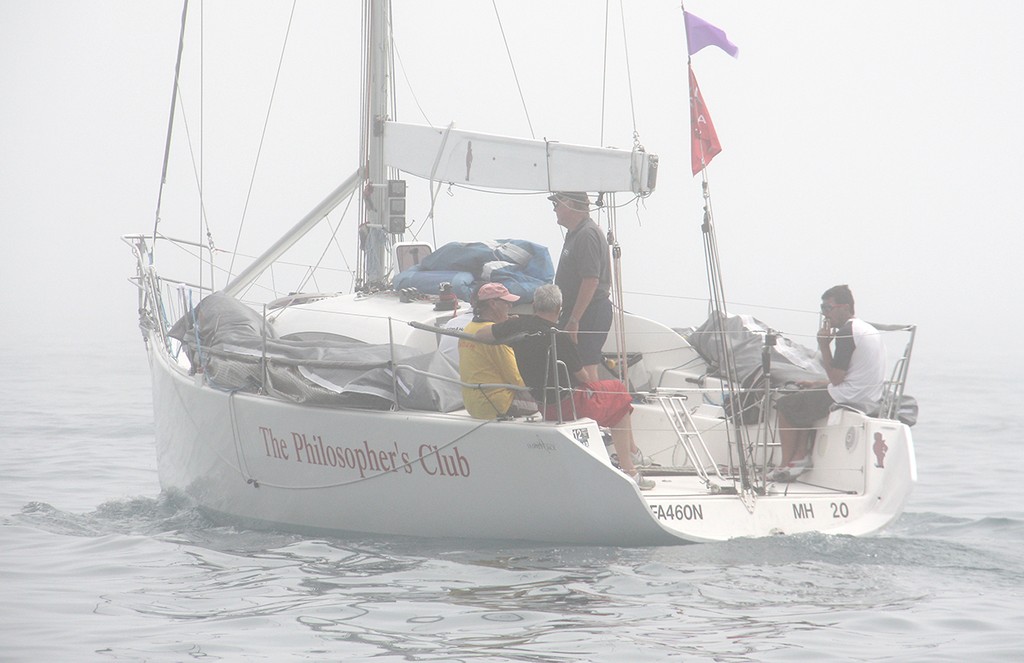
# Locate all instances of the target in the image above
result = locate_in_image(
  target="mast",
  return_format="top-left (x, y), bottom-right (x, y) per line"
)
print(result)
top-left (357, 0), bottom-right (391, 290)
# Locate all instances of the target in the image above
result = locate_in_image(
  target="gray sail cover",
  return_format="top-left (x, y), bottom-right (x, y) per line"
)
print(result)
top-left (168, 292), bottom-right (463, 412)
top-left (682, 312), bottom-right (827, 385)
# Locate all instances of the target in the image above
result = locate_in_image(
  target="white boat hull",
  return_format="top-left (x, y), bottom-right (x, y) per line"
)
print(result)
top-left (148, 332), bottom-right (680, 545)
top-left (145, 302), bottom-right (916, 545)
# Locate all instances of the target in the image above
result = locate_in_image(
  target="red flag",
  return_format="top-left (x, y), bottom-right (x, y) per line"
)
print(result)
top-left (689, 65), bottom-right (722, 175)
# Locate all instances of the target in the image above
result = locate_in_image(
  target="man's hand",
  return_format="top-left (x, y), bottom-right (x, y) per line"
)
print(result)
top-left (817, 323), bottom-right (834, 349)
top-left (565, 317), bottom-right (580, 343)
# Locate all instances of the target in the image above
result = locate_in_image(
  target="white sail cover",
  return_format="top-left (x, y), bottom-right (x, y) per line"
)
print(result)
top-left (384, 122), bottom-right (657, 194)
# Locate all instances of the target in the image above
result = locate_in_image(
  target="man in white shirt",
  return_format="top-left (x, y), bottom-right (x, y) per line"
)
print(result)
top-left (771, 285), bottom-right (886, 482)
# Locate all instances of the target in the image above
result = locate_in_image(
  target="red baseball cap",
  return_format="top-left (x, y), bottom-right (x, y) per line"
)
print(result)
top-left (475, 282), bottom-right (520, 303)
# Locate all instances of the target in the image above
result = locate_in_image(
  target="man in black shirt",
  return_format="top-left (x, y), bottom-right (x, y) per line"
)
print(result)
top-left (549, 191), bottom-right (613, 383)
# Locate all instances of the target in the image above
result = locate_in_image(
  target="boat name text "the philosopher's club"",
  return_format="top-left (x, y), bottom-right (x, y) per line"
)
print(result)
top-left (258, 427), bottom-right (470, 478)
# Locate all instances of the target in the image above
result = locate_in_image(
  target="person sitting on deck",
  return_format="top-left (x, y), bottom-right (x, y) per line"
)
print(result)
top-left (475, 283), bottom-right (655, 490)
top-left (438, 308), bottom-right (474, 367)
top-left (771, 284), bottom-right (886, 482)
top-left (458, 283), bottom-right (538, 420)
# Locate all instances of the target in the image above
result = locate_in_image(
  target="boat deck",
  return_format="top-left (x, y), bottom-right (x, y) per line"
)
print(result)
top-left (638, 466), bottom-right (858, 497)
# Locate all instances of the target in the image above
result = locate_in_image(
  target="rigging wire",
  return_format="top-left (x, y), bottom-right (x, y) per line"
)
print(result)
top-left (152, 0), bottom-right (190, 253)
top-left (618, 0), bottom-right (640, 140)
top-left (152, 0), bottom-right (219, 292)
top-left (600, 0), bottom-right (610, 145)
top-left (226, 0), bottom-right (299, 283)
top-left (199, 0), bottom-right (206, 291)
top-left (598, 1), bottom-right (645, 386)
top-left (356, 0), bottom-right (370, 287)
top-left (698, 145), bottom-right (755, 492)
top-left (386, 1), bottom-right (401, 273)
top-left (600, 1), bottom-right (641, 147)
top-left (294, 189), bottom-right (359, 295)
top-left (491, 0), bottom-right (535, 139)
top-left (387, 15), bottom-right (441, 263)
top-left (173, 86), bottom-right (214, 256)
top-left (390, 39), bottom-right (432, 127)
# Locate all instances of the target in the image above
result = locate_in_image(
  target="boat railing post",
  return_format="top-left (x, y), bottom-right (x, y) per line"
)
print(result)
top-left (131, 234), bottom-right (169, 349)
top-left (132, 236), bottom-right (147, 330)
top-left (260, 304), bottom-right (269, 394)
top-left (388, 317), bottom-right (401, 410)
top-left (867, 322), bottom-right (916, 420)
top-left (547, 327), bottom-right (563, 423)
top-left (605, 192), bottom-right (629, 386)
top-left (889, 324), bottom-right (916, 419)
top-left (559, 360), bottom-right (578, 421)
top-left (759, 331), bottom-right (778, 484)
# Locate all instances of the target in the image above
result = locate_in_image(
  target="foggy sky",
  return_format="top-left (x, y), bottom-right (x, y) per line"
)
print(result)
top-left (1, 1), bottom-right (1021, 375)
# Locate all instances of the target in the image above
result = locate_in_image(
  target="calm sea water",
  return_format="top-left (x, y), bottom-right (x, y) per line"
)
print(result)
top-left (2, 327), bottom-right (1022, 662)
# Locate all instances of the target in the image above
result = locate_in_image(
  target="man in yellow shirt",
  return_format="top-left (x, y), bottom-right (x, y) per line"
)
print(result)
top-left (459, 283), bottom-right (537, 419)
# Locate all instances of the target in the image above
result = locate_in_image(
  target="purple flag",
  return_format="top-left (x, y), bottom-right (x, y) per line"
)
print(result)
top-left (684, 11), bottom-right (739, 58)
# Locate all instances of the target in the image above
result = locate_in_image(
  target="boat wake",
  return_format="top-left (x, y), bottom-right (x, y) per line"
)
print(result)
top-left (12, 492), bottom-right (1022, 581)
top-left (11, 493), bottom-right (211, 538)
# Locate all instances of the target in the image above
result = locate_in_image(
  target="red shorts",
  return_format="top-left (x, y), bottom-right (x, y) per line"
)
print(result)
top-left (543, 379), bottom-right (633, 428)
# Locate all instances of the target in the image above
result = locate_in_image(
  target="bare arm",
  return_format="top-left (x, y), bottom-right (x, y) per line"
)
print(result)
top-left (817, 324), bottom-right (849, 386)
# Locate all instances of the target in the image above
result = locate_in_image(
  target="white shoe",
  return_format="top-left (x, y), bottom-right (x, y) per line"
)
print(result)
top-left (769, 456), bottom-right (811, 483)
top-left (631, 449), bottom-right (658, 468)
top-left (629, 471), bottom-right (656, 491)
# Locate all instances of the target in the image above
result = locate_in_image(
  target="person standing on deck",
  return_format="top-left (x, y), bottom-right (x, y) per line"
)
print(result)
top-left (549, 191), bottom-right (612, 383)
top-left (771, 284), bottom-right (886, 482)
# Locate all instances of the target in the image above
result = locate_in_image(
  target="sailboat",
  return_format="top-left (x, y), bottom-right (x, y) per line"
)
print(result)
top-left (125, 1), bottom-right (917, 545)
